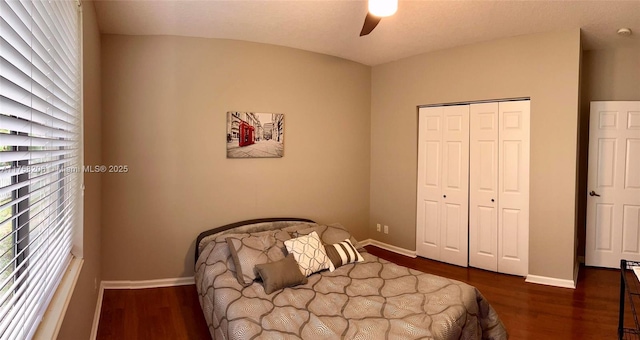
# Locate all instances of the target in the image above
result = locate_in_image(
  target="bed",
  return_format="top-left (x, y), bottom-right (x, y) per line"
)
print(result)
top-left (194, 218), bottom-right (508, 340)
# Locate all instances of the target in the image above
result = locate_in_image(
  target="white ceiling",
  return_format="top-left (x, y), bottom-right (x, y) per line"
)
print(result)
top-left (94, 0), bottom-right (640, 66)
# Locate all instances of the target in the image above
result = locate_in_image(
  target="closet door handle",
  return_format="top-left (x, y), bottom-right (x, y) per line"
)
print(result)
top-left (589, 191), bottom-right (600, 197)
top-left (443, 195), bottom-right (446, 198)
top-left (491, 199), bottom-right (495, 202)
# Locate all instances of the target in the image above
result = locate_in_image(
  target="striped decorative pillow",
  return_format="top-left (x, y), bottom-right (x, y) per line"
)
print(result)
top-left (325, 239), bottom-right (364, 270)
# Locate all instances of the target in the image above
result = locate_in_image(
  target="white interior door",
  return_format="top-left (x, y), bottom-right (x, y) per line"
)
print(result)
top-left (586, 101), bottom-right (640, 268)
top-left (469, 102), bottom-right (499, 272)
top-left (497, 100), bottom-right (529, 276)
top-left (416, 105), bottom-right (469, 267)
top-left (416, 107), bottom-right (443, 260)
top-left (440, 105), bottom-right (470, 267)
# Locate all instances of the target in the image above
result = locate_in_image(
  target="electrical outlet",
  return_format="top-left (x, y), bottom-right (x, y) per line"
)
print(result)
top-left (376, 224), bottom-right (381, 232)
top-left (384, 225), bottom-right (389, 234)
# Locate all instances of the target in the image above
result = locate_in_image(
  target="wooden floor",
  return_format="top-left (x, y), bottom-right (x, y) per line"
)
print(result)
top-left (97, 245), bottom-right (624, 339)
top-left (96, 284), bottom-right (210, 340)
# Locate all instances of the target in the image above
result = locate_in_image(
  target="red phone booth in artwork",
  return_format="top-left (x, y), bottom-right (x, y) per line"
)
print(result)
top-left (239, 121), bottom-right (255, 147)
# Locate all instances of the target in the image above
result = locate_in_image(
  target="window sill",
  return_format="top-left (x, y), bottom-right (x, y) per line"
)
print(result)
top-left (32, 257), bottom-right (84, 340)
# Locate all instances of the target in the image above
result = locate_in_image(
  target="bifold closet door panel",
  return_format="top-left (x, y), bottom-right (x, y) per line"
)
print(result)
top-left (440, 105), bottom-right (470, 267)
top-left (469, 102), bottom-right (499, 272)
top-left (416, 105), bottom-right (469, 267)
top-left (497, 100), bottom-right (530, 276)
top-left (469, 100), bottom-right (529, 275)
top-left (416, 106), bottom-right (444, 260)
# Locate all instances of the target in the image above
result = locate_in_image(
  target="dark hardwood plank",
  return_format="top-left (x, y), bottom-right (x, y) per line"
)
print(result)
top-left (96, 246), bottom-right (624, 339)
top-left (96, 285), bottom-right (210, 340)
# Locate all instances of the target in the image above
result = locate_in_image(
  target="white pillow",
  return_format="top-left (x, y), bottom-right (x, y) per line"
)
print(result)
top-left (284, 231), bottom-right (333, 276)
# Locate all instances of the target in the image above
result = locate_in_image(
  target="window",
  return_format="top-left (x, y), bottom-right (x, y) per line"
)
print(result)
top-left (0, 0), bottom-right (81, 338)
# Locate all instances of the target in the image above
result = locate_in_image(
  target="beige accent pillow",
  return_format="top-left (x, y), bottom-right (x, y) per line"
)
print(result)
top-left (226, 230), bottom-right (291, 286)
top-left (255, 254), bottom-right (308, 294)
top-left (284, 231), bottom-right (333, 275)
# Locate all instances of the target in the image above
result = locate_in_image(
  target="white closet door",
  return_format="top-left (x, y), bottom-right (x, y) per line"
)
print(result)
top-left (497, 100), bottom-right (530, 276)
top-left (469, 102), bottom-right (499, 272)
top-left (416, 105), bottom-right (469, 267)
top-left (440, 105), bottom-right (470, 266)
top-left (586, 101), bottom-right (640, 268)
top-left (416, 107), bottom-right (443, 260)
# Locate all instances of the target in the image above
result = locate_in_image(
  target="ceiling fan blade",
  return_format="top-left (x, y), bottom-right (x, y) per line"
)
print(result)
top-left (359, 12), bottom-right (382, 36)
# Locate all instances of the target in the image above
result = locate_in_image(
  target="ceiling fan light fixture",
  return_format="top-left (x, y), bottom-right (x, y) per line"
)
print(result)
top-left (368, 0), bottom-right (398, 17)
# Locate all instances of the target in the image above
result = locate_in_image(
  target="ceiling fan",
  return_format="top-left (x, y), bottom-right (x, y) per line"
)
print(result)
top-left (360, 0), bottom-right (398, 36)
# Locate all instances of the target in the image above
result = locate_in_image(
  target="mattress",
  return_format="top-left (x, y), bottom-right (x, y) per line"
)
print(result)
top-left (195, 221), bottom-right (507, 340)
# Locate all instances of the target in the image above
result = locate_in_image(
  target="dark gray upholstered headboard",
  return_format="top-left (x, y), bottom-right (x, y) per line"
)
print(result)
top-left (194, 217), bottom-right (315, 264)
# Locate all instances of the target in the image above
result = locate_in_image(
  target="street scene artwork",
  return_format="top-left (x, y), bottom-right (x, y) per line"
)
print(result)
top-left (226, 112), bottom-right (284, 158)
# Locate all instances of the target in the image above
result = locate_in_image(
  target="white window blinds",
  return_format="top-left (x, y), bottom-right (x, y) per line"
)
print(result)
top-left (0, 0), bottom-right (81, 339)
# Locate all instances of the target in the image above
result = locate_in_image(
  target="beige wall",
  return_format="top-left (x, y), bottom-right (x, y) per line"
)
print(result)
top-left (58, 1), bottom-right (102, 339)
top-left (576, 47), bottom-right (640, 257)
top-left (582, 48), bottom-right (640, 101)
top-left (100, 35), bottom-right (371, 280)
top-left (370, 29), bottom-right (582, 281)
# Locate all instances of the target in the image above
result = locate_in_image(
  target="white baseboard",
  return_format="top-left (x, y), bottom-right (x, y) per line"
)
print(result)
top-left (525, 274), bottom-right (576, 289)
top-left (101, 277), bottom-right (195, 289)
top-left (361, 239), bottom-right (580, 289)
top-left (90, 277), bottom-right (196, 339)
top-left (360, 238), bottom-right (416, 258)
